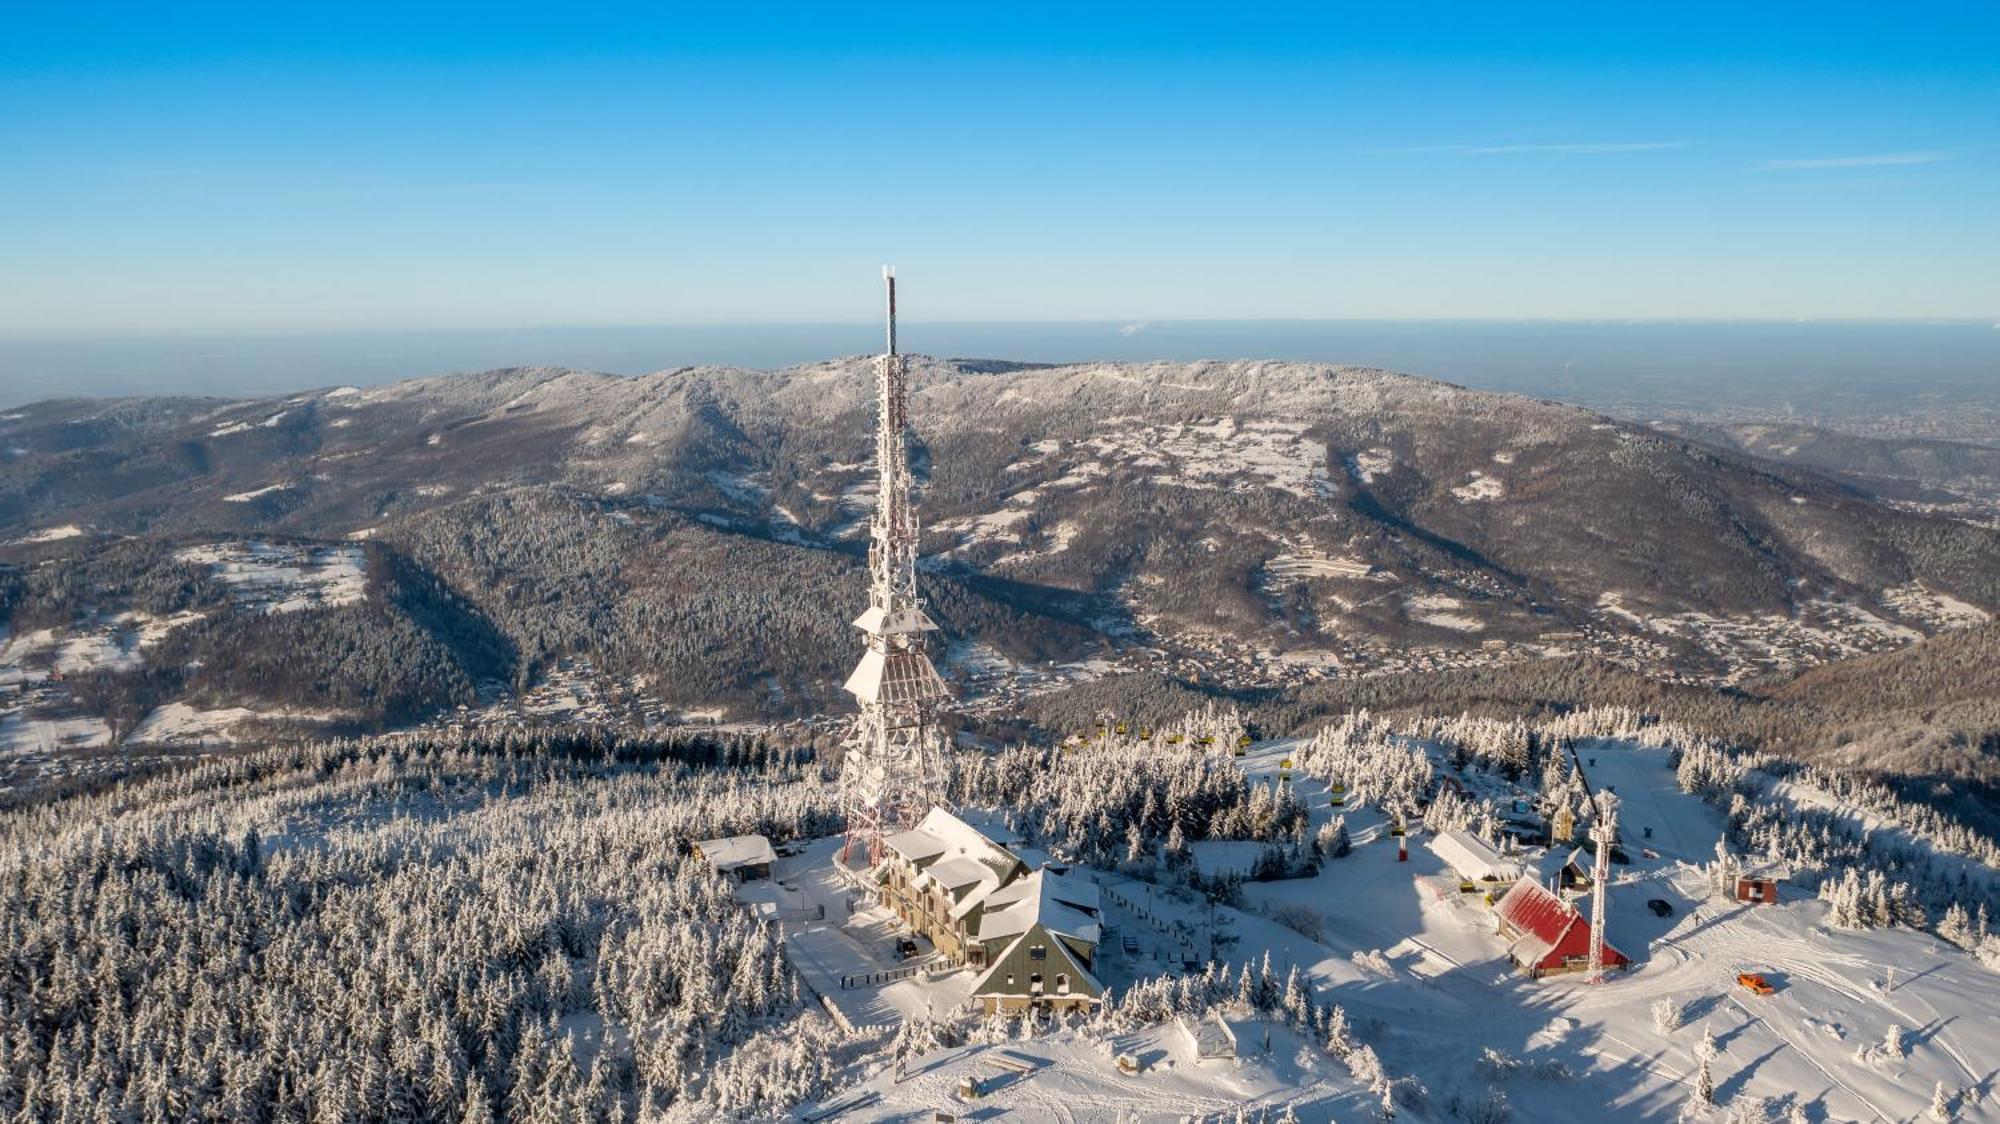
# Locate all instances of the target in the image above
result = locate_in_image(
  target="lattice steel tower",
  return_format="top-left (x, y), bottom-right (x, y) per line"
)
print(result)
top-left (839, 267), bottom-right (951, 868)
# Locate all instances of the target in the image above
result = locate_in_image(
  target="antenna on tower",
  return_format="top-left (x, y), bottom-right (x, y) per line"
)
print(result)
top-left (883, 265), bottom-right (897, 357)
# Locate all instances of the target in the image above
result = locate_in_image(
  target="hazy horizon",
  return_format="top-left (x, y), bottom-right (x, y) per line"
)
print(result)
top-left (7, 319), bottom-right (1997, 432)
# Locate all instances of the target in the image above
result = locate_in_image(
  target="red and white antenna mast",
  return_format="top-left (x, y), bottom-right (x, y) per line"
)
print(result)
top-left (838, 267), bottom-right (951, 868)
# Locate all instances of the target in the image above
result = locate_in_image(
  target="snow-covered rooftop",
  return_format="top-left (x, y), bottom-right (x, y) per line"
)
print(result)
top-left (693, 834), bottom-right (776, 873)
top-left (977, 868), bottom-right (1104, 945)
top-left (1427, 828), bottom-right (1524, 882)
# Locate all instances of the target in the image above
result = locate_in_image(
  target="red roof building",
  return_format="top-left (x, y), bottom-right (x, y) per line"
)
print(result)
top-left (1493, 879), bottom-right (1630, 978)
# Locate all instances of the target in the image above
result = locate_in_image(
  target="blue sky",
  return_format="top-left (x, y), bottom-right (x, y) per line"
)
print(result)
top-left (1, 2), bottom-right (1995, 333)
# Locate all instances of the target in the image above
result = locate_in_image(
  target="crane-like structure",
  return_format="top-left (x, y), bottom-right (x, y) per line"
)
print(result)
top-left (838, 267), bottom-right (951, 868)
top-left (1564, 742), bottom-right (1620, 984)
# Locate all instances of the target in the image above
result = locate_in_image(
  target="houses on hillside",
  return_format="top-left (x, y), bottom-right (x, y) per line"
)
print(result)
top-left (875, 806), bottom-right (1105, 1013)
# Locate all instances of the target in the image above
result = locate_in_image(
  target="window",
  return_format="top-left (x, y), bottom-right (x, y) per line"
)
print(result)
top-left (1030, 944), bottom-right (1047, 961)
top-left (1030, 973), bottom-right (1044, 994)
top-left (1056, 974), bottom-right (1071, 995)
top-left (1005, 974), bottom-right (1014, 988)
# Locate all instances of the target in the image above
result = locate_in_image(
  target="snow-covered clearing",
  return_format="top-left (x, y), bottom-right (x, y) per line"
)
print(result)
top-left (53, 631), bottom-right (142, 674)
top-left (0, 714), bottom-right (112, 755)
top-left (1451, 472), bottom-right (1505, 502)
top-left (1266, 554), bottom-right (1379, 581)
top-left (1406, 593), bottom-right (1485, 633)
top-left (1062, 416), bottom-right (1338, 499)
top-left (126, 703), bottom-right (262, 746)
top-left (933, 508), bottom-right (1033, 549)
top-left (11, 524), bottom-right (86, 544)
top-left (175, 541), bottom-right (369, 613)
top-left (222, 483), bottom-right (291, 502)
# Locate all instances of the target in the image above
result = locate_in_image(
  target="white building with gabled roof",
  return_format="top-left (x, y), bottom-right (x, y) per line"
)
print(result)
top-left (874, 807), bottom-right (1105, 1011)
top-left (877, 807), bottom-right (1028, 965)
top-left (967, 868), bottom-right (1106, 1014)
top-left (1427, 829), bottom-right (1524, 889)
top-left (693, 834), bottom-right (777, 882)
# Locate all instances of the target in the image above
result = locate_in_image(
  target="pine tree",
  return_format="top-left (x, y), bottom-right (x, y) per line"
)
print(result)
top-left (1931, 1080), bottom-right (1951, 1121)
top-left (1324, 1004), bottom-right (1353, 1059)
top-left (459, 1075), bottom-right (495, 1124)
top-left (1694, 1028), bottom-right (1717, 1104)
top-left (1940, 903), bottom-right (1974, 948)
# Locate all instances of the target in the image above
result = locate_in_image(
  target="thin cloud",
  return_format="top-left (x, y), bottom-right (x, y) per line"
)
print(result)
top-left (1365, 141), bottom-right (1692, 156)
top-left (1118, 321), bottom-right (1151, 337)
top-left (1759, 151), bottom-right (1948, 171)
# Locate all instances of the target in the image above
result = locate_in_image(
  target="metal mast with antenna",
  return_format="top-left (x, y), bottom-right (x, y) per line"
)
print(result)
top-left (1564, 741), bottom-right (1619, 984)
top-left (838, 267), bottom-right (951, 868)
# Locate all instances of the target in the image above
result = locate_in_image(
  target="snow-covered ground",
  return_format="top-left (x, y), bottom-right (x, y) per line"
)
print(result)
top-left (808, 738), bottom-right (2000, 1122)
top-left (125, 703), bottom-right (263, 746)
top-left (811, 1018), bottom-right (1377, 1123)
top-left (1064, 417), bottom-right (1337, 499)
top-left (0, 713), bottom-right (113, 755)
top-left (176, 541), bottom-right (369, 613)
top-left (9, 523), bottom-right (87, 544)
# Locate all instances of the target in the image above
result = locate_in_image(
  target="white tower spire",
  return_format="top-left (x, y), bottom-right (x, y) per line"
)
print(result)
top-left (1586, 790), bottom-right (1618, 984)
top-left (839, 267), bottom-right (951, 868)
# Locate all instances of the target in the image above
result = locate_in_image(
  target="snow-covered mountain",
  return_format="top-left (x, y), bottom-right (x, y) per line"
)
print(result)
top-left (4, 358), bottom-right (1999, 799)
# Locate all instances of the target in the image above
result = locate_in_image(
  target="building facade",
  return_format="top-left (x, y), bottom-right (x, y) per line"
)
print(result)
top-left (874, 807), bottom-right (1105, 1011)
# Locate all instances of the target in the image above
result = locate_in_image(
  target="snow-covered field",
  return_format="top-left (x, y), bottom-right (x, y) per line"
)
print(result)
top-left (8, 523), bottom-right (87, 544)
top-left (125, 702), bottom-right (263, 746)
top-left (176, 541), bottom-right (369, 613)
top-left (0, 713), bottom-right (112, 755)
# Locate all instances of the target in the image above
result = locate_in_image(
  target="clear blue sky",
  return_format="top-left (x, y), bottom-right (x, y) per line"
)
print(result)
top-left (2, 2), bottom-right (1995, 333)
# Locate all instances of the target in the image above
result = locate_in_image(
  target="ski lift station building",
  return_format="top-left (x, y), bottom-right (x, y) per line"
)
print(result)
top-left (1493, 879), bottom-right (1629, 979)
top-left (1427, 829), bottom-right (1525, 890)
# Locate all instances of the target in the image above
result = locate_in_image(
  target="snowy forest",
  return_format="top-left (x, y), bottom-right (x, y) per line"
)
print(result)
top-left (0, 728), bottom-right (858, 1122)
top-left (5, 695), bottom-right (1999, 1121)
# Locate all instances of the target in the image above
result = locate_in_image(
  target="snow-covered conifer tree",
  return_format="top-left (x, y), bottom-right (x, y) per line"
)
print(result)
top-left (1694, 1028), bottom-right (1717, 1104)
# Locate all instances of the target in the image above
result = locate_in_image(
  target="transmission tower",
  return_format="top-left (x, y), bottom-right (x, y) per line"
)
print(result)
top-left (1563, 742), bottom-right (1619, 984)
top-left (1586, 790), bottom-right (1618, 983)
top-left (838, 267), bottom-right (951, 868)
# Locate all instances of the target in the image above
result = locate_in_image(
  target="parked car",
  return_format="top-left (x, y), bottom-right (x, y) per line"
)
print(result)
top-left (895, 937), bottom-right (920, 960)
top-left (1646, 898), bottom-right (1674, 917)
